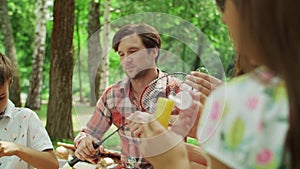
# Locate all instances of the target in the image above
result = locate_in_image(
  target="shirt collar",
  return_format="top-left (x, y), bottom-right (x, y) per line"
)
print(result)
top-left (2, 100), bottom-right (14, 119)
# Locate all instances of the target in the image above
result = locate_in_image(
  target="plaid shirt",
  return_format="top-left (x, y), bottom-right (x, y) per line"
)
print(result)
top-left (75, 69), bottom-right (181, 168)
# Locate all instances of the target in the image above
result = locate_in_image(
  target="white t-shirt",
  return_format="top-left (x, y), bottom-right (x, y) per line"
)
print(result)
top-left (0, 100), bottom-right (53, 169)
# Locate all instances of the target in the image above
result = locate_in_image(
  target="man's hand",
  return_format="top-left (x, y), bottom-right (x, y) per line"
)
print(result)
top-left (74, 136), bottom-right (104, 163)
top-left (185, 71), bottom-right (223, 104)
top-left (127, 111), bottom-right (163, 138)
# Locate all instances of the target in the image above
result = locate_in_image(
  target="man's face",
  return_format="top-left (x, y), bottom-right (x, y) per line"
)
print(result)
top-left (0, 81), bottom-right (9, 113)
top-left (117, 35), bottom-right (157, 79)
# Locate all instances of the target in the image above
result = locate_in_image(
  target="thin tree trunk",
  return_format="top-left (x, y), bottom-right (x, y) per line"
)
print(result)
top-left (75, 5), bottom-right (84, 103)
top-left (26, 0), bottom-right (48, 110)
top-left (0, 0), bottom-right (22, 107)
top-left (98, 0), bottom-right (110, 96)
top-left (46, 0), bottom-right (74, 140)
top-left (88, 0), bottom-right (101, 106)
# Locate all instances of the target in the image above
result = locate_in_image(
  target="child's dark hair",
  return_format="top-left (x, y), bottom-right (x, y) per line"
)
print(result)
top-left (0, 52), bottom-right (14, 86)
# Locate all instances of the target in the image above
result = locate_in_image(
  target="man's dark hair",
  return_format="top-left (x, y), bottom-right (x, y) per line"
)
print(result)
top-left (112, 23), bottom-right (161, 61)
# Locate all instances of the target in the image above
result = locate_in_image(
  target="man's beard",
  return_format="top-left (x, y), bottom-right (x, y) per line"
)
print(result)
top-left (128, 68), bottom-right (150, 80)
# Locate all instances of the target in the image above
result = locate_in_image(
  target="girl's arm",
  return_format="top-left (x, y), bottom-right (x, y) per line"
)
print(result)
top-left (127, 112), bottom-right (191, 169)
top-left (185, 143), bottom-right (207, 166)
top-left (208, 154), bottom-right (231, 169)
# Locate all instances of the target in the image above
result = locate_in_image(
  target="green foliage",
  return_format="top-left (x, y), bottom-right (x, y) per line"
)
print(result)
top-left (106, 0), bottom-right (234, 80)
top-left (1, 0), bottom-right (235, 103)
top-left (0, 33), bottom-right (4, 52)
top-left (8, 0), bottom-right (36, 92)
top-left (109, 50), bottom-right (124, 85)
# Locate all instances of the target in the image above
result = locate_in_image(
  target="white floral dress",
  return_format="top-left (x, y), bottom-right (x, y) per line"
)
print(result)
top-left (197, 67), bottom-right (289, 169)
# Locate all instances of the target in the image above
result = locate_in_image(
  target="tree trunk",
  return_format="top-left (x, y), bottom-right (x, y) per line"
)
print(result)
top-left (0, 0), bottom-right (22, 107)
top-left (98, 0), bottom-right (110, 97)
top-left (25, 0), bottom-right (47, 110)
top-left (88, 0), bottom-right (102, 106)
top-left (46, 0), bottom-right (75, 140)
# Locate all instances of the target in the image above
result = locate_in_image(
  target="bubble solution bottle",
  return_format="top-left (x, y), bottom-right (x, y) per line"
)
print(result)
top-left (154, 97), bottom-right (175, 129)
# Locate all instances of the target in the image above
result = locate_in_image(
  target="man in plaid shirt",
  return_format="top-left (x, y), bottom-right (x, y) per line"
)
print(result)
top-left (73, 23), bottom-right (184, 168)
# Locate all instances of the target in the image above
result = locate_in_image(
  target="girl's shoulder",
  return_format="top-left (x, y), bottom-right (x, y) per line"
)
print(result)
top-left (215, 66), bottom-right (286, 98)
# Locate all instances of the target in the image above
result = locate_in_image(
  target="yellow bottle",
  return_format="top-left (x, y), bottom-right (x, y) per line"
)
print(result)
top-left (155, 97), bottom-right (175, 128)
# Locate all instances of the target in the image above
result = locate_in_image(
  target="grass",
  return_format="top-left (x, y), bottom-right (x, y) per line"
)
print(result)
top-left (34, 104), bottom-right (48, 123)
top-left (35, 104), bottom-right (121, 150)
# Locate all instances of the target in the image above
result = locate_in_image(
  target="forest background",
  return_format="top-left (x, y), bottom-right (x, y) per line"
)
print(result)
top-left (0, 0), bottom-right (234, 145)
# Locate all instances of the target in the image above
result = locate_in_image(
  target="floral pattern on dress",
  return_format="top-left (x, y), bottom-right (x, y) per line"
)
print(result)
top-left (197, 66), bottom-right (289, 169)
top-left (224, 117), bottom-right (246, 150)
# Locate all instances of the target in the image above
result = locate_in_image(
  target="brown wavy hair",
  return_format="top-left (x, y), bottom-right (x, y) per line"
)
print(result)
top-left (112, 23), bottom-right (161, 62)
top-left (233, 0), bottom-right (300, 168)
